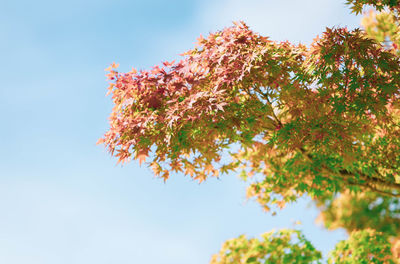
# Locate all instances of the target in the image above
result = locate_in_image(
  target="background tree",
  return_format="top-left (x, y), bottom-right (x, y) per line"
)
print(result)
top-left (99, 0), bottom-right (400, 262)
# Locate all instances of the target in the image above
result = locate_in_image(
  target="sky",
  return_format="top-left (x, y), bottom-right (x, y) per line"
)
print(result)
top-left (1, 1), bottom-right (362, 263)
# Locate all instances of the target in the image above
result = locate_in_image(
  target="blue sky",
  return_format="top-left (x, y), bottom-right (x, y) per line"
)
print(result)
top-left (1, 1), bottom-right (362, 263)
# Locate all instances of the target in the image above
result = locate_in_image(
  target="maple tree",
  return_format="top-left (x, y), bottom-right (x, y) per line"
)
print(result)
top-left (99, 0), bottom-right (400, 262)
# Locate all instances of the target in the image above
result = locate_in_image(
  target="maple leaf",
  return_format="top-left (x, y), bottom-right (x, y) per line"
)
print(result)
top-left (161, 170), bottom-right (169, 182)
top-left (162, 60), bottom-right (175, 67)
top-left (105, 62), bottom-right (119, 71)
top-left (194, 173), bottom-right (207, 183)
top-left (185, 163), bottom-right (196, 177)
top-left (151, 162), bottom-right (162, 177)
top-left (147, 95), bottom-right (162, 109)
top-left (135, 150), bottom-right (149, 166)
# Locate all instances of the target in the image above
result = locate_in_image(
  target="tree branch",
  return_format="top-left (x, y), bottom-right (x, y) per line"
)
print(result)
top-left (298, 147), bottom-right (400, 197)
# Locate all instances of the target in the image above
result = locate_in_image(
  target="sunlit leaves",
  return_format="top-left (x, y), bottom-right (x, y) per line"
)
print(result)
top-left (345, 0), bottom-right (400, 14)
top-left (362, 10), bottom-right (400, 54)
top-left (99, 21), bottom-right (306, 183)
top-left (315, 190), bottom-right (400, 237)
top-left (99, 20), bottom-right (400, 212)
top-left (210, 229), bottom-right (322, 264)
top-left (211, 229), bottom-right (399, 264)
top-left (328, 229), bottom-right (395, 264)
top-left (97, 2), bottom-right (400, 262)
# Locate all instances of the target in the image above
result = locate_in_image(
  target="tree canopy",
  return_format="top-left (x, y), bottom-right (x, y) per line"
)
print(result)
top-left (99, 0), bottom-right (400, 262)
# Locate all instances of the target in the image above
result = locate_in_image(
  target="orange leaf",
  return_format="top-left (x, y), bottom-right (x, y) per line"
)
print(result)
top-left (136, 149), bottom-right (149, 166)
top-left (137, 153), bottom-right (147, 166)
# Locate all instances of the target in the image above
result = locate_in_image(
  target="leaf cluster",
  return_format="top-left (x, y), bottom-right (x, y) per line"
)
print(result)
top-left (210, 229), bottom-right (322, 264)
top-left (211, 229), bottom-right (397, 264)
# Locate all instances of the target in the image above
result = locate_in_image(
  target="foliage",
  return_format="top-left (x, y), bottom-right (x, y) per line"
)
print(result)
top-left (328, 229), bottom-right (394, 264)
top-left (210, 229), bottom-right (322, 264)
top-left (211, 229), bottom-right (398, 264)
top-left (315, 190), bottom-right (400, 237)
top-left (99, 0), bottom-right (400, 261)
top-left (362, 9), bottom-right (400, 54)
top-left (99, 19), bottom-right (400, 208)
top-left (346, 0), bottom-right (400, 14)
